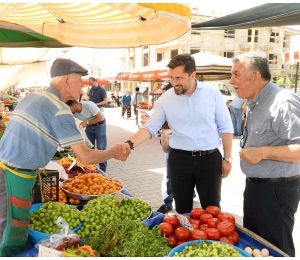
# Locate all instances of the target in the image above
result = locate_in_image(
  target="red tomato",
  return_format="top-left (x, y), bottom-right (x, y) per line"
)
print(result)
top-left (199, 224), bottom-right (209, 231)
top-left (168, 235), bottom-right (177, 247)
top-left (228, 230), bottom-right (239, 243)
top-left (191, 223), bottom-right (199, 230)
top-left (159, 222), bottom-right (173, 236)
top-left (217, 220), bottom-right (235, 236)
top-left (190, 219), bottom-right (201, 227)
top-left (217, 212), bottom-right (236, 224)
top-left (175, 227), bottom-right (191, 241)
top-left (190, 208), bottom-right (206, 219)
top-left (205, 206), bottom-right (221, 217)
top-left (163, 215), bottom-right (179, 228)
top-left (220, 236), bottom-right (234, 244)
top-left (177, 240), bottom-right (187, 245)
top-left (200, 213), bottom-right (213, 224)
top-left (205, 228), bottom-right (221, 240)
top-left (190, 229), bottom-right (208, 241)
top-left (207, 217), bottom-right (220, 228)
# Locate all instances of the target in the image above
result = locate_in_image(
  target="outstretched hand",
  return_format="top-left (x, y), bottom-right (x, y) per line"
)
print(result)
top-left (111, 143), bottom-right (131, 161)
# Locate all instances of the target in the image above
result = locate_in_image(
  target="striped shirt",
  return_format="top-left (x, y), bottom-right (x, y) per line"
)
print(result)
top-left (0, 87), bottom-right (83, 169)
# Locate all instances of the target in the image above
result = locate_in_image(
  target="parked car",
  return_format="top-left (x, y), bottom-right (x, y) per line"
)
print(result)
top-left (203, 82), bottom-right (235, 107)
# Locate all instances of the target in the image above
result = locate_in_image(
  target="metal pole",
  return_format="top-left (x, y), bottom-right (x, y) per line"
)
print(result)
top-left (295, 62), bottom-right (299, 94)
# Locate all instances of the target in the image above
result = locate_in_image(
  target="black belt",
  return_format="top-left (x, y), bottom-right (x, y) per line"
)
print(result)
top-left (88, 120), bottom-right (105, 126)
top-left (247, 174), bottom-right (300, 183)
top-left (171, 148), bottom-right (218, 157)
top-left (4, 163), bottom-right (35, 172)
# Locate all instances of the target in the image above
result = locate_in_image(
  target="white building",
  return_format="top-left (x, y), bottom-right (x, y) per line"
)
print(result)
top-left (118, 8), bottom-right (300, 93)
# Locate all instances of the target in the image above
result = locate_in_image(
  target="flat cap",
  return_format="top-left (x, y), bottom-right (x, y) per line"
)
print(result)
top-left (50, 58), bottom-right (88, 78)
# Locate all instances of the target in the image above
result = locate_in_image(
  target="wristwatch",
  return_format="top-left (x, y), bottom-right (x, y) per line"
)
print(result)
top-left (223, 156), bottom-right (233, 163)
top-left (125, 140), bottom-right (134, 150)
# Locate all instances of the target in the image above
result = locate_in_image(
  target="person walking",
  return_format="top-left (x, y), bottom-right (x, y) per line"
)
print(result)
top-left (121, 90), bottom-right (132, 119)
top-left (88, 77), bottom-right (108, 111)
top-left (229, 96), bottom-right (246, 137)
top-left (230, 51), bottom-right (300, 256)
top-left (67, 100), bottom-right (108, 172)
top-left (123, 54), bottom-right (233, 214)
top-left (0, 58), bottom-right (130, 256)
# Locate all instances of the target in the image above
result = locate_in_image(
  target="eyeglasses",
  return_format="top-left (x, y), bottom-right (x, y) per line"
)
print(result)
top-left (240, 126), bottom-right (248, 148)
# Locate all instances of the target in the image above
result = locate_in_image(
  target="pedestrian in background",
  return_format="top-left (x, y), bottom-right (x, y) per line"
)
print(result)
top-left (121, 89), bottom-right (132, 119)
top-left (123, 54), bottom-right (233, 214)
top-left (88, 77), bottom-right (108, 111)
top-left (230, 51), bottom-right (300, 256)
top-left (67, 100), bottom-right (108, 172)
top-left (229, 96), bottom-right (246, 137)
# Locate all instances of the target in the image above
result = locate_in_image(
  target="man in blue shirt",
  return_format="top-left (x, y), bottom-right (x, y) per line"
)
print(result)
top-left (88, 77), bottom-right (108, 110)
top-left (67, 100), bottom-right (107, 172)
top-left (121, 90), bottom-right (132, 119)
top-left (0, 59), bottom-right (130, 256)
top-left (124, 54), bottom-right (233, 214)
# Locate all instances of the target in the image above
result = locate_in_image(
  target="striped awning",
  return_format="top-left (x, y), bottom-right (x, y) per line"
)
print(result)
top-left (0, 3), bottom-right (191, 48)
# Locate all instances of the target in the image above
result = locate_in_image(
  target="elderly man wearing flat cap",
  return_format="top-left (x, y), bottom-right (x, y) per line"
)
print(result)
top-left (0, 58), bottom-right (131, 256)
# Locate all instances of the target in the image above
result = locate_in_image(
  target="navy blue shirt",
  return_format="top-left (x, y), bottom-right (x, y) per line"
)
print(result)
top-left (88, 86), bottom-right (107, 104)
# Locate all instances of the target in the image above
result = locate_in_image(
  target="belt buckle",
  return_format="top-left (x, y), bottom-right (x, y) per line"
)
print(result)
top-left (192, 151), bottom-right (201, 156)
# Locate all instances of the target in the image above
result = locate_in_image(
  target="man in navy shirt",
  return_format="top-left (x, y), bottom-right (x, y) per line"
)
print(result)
top-left (88, 77), bottom-right (108, 110)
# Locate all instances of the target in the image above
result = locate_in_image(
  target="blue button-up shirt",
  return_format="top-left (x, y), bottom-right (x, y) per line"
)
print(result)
top-left (144, 81), bottom-right (233, 151)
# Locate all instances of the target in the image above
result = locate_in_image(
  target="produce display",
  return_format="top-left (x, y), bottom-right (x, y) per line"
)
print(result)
top-left (59, 157), bottom-right (98, 178)
top-left (62, 173), bottom-right (123, 197)
top-left (29, 202), bottom-right (81, 234)
top-left (77, 195), bottom-right (151, 238)
top-left (0, 112), bottom-right (10, 139)
top-left (137, 101), bottom-right (152, 109)
top-left (159, 206), bottom-right (239, 247)
top-left (83, 220), bottom-right (171, 257)
top-left (171, 241), bottom-right (243, 257)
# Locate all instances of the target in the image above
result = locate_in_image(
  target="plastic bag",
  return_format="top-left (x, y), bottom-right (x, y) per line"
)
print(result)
top-left (35, 217), bottom-right (80, 251)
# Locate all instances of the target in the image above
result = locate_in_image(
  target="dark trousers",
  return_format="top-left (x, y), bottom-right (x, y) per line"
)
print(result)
top-left (168, 148), bottom-right (222, 214)
top-left (85, 122), bottom-right (107, 172)
top-left (244, 177), bottom-right (300, 256)
top-left (163, 155), bottom-right (174, 207)
top-left (122, 105), bottom-right (131, 118)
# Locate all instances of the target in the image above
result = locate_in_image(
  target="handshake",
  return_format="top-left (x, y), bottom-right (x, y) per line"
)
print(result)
top-left (109, 142), bottom-right (132, 161)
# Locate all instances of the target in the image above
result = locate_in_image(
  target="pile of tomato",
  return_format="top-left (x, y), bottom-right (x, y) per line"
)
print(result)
top-left (159, 206), bottom-right (239, 247)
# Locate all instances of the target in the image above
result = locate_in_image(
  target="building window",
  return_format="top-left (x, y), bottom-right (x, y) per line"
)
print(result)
top-left (269, 53), bottom-right (278, 64)
top-left (143, 53), bottom-right (149, 66)
top-left (171, 49), bottom-right (178, 59)
top-left (270, 31), bottom-right (279, 43)
top-left (224, 51), bottom-right (234, 58)
top-left (224, 29), bottom-right (235, 38)
top-left (157, 52), bottom-right (163, 62)
top-left (190, 49), bottom-right (200, 55)
top-left (247, 29), bottom-right (258, 43)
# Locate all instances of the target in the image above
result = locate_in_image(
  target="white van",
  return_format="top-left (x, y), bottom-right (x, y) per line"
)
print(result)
top-left (204, 82), bottom-right (235, 107)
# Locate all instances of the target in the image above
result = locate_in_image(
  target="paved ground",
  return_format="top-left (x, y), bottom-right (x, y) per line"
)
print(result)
top-left (102, 106), bottom-right (300, 256)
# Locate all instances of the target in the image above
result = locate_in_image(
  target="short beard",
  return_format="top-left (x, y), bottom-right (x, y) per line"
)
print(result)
top-left (174, 85), bottom-right (186, 95)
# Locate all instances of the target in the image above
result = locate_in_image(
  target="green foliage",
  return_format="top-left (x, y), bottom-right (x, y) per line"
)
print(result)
top-left (84, 220), bottom-right (171, 257)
